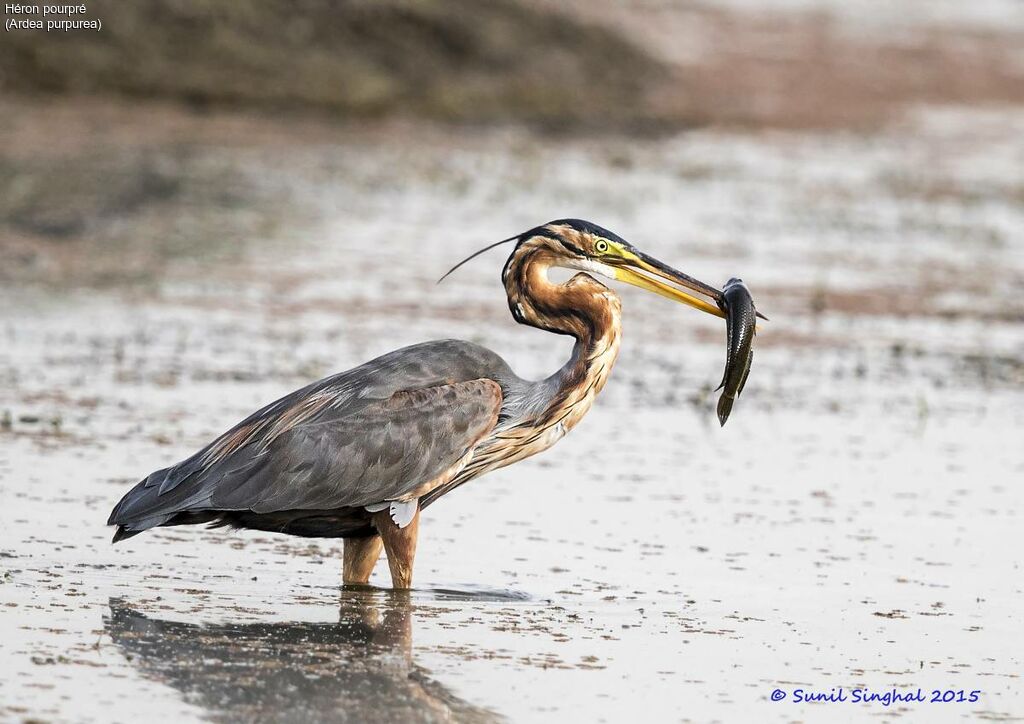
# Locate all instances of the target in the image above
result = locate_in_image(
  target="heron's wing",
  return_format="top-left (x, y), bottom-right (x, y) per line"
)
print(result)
top-left (109, 340), bottom-right (517, 536)
top-left (109, 378), bottom-right (502, 533)
top-left (217, 379), bottom-right (502, 512)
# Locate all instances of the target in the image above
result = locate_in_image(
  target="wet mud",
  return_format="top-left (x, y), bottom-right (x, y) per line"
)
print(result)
top-left (2, 92), bottom-right (1023, 724)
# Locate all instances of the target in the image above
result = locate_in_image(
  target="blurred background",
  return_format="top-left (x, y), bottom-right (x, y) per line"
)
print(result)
top-left (1, 1), bottom-right (1022, 722)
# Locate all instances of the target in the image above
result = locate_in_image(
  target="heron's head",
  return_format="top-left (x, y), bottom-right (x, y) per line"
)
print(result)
top-left (510, 219), bottom-right (726, 319)
top-left (440, 219), bottom-right (729, 319)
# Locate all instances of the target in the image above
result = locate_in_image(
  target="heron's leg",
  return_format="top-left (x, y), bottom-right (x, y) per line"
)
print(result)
top-left (343, 535), bottom-right (383, 585)
top-left (372, 507), bottom-right (420, 589)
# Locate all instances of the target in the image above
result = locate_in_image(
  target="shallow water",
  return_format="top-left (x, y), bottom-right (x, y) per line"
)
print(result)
top-left (1, 106), bottom-right (1023, 722)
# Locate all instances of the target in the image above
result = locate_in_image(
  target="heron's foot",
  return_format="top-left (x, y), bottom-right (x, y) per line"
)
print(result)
top-left (343, 534), bottom-right (383, 585)
top-left (372, 505), bottom-right (420, 589)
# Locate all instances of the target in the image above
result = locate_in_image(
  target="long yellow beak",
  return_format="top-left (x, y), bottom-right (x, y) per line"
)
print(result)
top-left (611, 251), bottom-right (725, 318)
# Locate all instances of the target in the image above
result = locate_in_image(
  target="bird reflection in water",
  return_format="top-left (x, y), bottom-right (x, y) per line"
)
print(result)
top-left (104, 589), bottom-right (500, 723)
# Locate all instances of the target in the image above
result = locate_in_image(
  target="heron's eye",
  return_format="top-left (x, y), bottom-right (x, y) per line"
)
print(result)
top-left (595, 239), bottom-right (609, 254)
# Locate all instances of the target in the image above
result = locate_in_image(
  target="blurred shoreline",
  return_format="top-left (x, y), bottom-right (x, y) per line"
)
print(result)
top-left (2, 0), bottom-right (1022, 133)
top-left (3, 0), bottom-right (1022, 288)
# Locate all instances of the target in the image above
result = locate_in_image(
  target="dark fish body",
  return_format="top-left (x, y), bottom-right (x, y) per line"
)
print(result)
top-left (717, 277), bottom-right (757, 426)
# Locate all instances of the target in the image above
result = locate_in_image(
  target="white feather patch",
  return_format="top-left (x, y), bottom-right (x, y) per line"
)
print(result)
top-left (364, 499), bottom-right (418, 528)
top-left (389, 500), bottom-right (418, 528)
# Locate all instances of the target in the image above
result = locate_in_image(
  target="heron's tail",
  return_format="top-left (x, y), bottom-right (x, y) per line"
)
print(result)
top-left (107, 475), bottom-right (174, 543)
top-left (107, 465), bottom-right (212, 543)
top-left (111, 525), bottom-right (143, 543)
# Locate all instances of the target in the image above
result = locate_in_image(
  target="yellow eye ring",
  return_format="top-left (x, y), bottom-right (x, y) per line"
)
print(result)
top-left (595, 239), bottom-right (609, 253)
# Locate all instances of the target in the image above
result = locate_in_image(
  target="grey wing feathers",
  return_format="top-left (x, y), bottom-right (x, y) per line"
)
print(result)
top-left (229, 380), bottom-right (502, 511)
top-left (110, 379), bottom-right (501, 535)
top-left (108, 340), bottom-right (510, 538)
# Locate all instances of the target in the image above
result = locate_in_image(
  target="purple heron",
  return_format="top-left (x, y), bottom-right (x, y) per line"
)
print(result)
top-left (108, 219), bottom-right (726, 588)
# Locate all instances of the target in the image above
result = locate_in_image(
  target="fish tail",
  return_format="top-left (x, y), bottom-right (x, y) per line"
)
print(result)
top-left (717, 394), bottom-right (734, 427)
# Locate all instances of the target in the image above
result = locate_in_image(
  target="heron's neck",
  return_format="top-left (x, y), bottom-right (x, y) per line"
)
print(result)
top-left (504, 247), bottom-right (622, 421)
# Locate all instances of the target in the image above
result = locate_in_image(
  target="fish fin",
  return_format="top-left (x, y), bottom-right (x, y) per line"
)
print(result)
top-left (735, 355), bottom-right (753, 397)
top-left (717, 394), bottom-right (734, 427)
top-left (718, 322), bottom-right (733, 392)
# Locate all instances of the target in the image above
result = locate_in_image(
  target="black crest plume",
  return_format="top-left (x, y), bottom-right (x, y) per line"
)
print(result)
top-left (437, 234), bottom-right (520, 284)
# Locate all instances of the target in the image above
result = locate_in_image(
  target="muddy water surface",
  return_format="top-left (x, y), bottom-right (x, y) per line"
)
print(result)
top-left (1, 107), bottom-right (1022, 722)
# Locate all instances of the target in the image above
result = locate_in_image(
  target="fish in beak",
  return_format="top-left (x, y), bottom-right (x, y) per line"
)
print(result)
top-left (716, 277), bottom-right (760, 426)
top-left (600, 247), bottom-right (764, 426)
